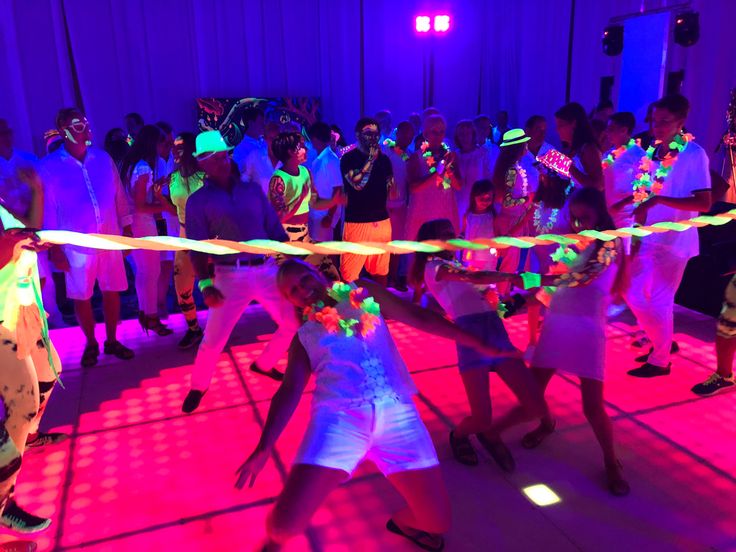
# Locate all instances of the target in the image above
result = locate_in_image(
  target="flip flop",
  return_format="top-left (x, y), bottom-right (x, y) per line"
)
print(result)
top-left (386, 519), bottom-right (445, 552)
top-left (521, 420), bottom-right (556, 449)
top-left (449, 430), bottom-right (478, 466)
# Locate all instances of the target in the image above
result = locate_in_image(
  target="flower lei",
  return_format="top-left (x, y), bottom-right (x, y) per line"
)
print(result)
top-left (631, 132), bottom-right (693, 205)
top-left (602, 138), bottom-right (638, 170)
top-left (533, 205), bottom-right (559, 233)
top-left (383, 138), bottom-right (409, 161)
top-left (420, 141), bottom-right (452, 190)
top-left (503, 163), bottom-right (529, 207)
top-left (302, 282), bottom-right (381, 338)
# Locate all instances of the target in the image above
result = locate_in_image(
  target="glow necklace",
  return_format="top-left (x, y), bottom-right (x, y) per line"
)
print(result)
top-left (632, 132), bottom-right (693, 205)
top-left (303, 282), bottom-right (381, 338)
top-left (602, 139), bottom-right (638, 169)
top-left (503, 163), bottom-right (529, 207)
top-left (383, 138), bottom-right (409, 161)
top-left (420, 141), bottom-right (452, 189)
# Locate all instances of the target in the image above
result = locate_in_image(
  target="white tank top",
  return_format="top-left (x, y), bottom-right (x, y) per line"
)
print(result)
top-left (297, 295), bottom-right (417, 409)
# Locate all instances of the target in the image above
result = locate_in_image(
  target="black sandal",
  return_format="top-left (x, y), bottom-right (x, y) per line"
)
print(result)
top-left (250, 363), bottom-right (284, 382)
top-left (521, 420), bottom-right (556, 449)
top-left (449, 430), bottom-right (478, 466)
top-left (81, 342), bottom-right (99, 368)
top-left (476, 433), bottom-right (516, 473)
top-left (386, 519), bottom-right (445, 552)
top-left (605, 460), bottom-right (630, 496)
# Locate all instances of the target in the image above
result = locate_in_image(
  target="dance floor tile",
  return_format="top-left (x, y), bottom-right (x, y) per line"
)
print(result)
top-left (59, 406), bottom-right (280, 549)
top-left (77, 356), bottom-right (246, 433)
top-left (635, 390), bottom-right (736, 477)
top-left (10, 302), bottom-right (730, 551)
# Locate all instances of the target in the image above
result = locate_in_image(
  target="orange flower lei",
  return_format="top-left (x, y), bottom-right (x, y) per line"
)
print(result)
top-left (602, 139), bottom-right (638, 170)
top-left (303, 282), bottom-right (381, 338)
top-left (632, 132), bottom-right (693, 205)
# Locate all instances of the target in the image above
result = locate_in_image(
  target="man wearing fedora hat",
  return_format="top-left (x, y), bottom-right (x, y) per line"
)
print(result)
top-left (183, 130), bottom-right (298, 413)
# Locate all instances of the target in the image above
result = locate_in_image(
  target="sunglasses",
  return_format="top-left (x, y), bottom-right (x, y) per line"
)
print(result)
top-left (64, 119), bottom-right (90, 133)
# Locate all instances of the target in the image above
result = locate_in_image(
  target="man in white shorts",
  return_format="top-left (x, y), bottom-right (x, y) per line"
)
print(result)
top-left (40, 107), bottom-right (135, 367)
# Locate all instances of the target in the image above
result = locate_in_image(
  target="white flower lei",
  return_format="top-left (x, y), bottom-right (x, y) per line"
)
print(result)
top-left (533, 204), bottom-right (559, 233)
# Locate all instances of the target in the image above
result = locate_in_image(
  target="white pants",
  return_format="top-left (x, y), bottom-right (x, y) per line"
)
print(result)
top-left (190, 260), bottom-right (299, 391)
top-left (131, 216), bottom-right (161, 316)
top-left (624, 245), bottom-right (689, 366)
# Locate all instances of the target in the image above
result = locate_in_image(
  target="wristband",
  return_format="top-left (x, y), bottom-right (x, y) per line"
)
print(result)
top-left (520, 272), bottom-right (541, 290)
top-left (198, 278), bottom-right (214, 292)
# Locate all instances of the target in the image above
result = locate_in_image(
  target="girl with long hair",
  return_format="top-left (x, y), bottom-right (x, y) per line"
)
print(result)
top-left (554, 102), bottom-right (604, 191)
top-left (409, 219), bottom-right (547, 471)
top-left (120, 124), bottom-right (172, 336)
top-left (492, 187), bottom-right (630, 496)
top-left (461, 179), bottom-right (497, 272)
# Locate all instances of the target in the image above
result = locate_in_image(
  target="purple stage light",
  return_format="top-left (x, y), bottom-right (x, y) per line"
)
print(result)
top-left (415, 15), bottom-right (431, 33)
top-left (434, 15), bottom-right (450, 33)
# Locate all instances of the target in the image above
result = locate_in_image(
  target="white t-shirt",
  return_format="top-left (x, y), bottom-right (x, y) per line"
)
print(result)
top-left (424, 258), bottom-right (493, 319)
top-left (641, 141), bottom-right (711, 258)
top-left (385, 147), bottom-right (409, 208)
top-left (603, 144), bottom-right (646, 229)
top-left (232, 134), bottom-right (263, 173)
top-left (521, 142), bottom-right (553, 194)
top-left (0, 149), bottom-right (38, 219)
top-left (243, 145), bottom-right (280, 196)
top-left (308, 147), bottom-right (342, 234)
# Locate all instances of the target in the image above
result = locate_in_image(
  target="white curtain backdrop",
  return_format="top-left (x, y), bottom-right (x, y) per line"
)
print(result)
top-left (1, 0), bottom-right (734, 163)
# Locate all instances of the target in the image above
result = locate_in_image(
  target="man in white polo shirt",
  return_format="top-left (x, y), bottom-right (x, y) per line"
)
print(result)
top-left (40, 108), bottom-right (135, 368)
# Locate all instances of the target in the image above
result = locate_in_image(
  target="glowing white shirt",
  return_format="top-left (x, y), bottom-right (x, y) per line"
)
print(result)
top-left (0, 149), bottom-right (37, 219)
top-left (39, 146), bottom-right (132, 253)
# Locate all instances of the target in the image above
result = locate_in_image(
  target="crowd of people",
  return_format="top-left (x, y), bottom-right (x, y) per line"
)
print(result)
top-left (0, 92), bottom-right (734, 549)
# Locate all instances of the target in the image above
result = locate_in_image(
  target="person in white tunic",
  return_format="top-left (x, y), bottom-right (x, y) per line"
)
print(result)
top-left (493, 188), bottom-right (631, 496)
top-left (235, 259), bottom-right (511, 551)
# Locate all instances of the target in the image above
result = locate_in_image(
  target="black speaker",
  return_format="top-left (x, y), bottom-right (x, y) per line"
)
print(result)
top-left (602, 25), bottom-right (624, 56)
top-left (674, 11), bottom-right (699, 47)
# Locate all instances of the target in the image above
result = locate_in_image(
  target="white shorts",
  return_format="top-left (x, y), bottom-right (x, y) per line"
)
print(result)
top-left (64, 248), bottom-right (128, 301)
top-left (295, 399), bottom-right (439, 475)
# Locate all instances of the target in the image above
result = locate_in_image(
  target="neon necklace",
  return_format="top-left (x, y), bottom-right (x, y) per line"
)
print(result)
top-left (533, 205), bottom-right (559, 233)
top-left (303, 282), bottom-right (381, 338)
top-left (420, 141), bottom-right (452, 189)
top-left (503, 163), bottom-right (529, 207)
top-left (632, 132), bottom-right (693, 205)
top-left (383, 138), bottom-right (409, 161)
top-left (602, 138), bottom-right (638, 170)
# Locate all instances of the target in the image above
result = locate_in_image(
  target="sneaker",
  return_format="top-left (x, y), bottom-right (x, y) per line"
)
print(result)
top-left (177, 328), bottom-right (204, 350)
top-left (103, 340), bottom-right (134, 360)
top-left (182, 390), bottom-right (205, 413)
top-left (627, 362), bottom-right (671, 378)
top-left (26, 432), bottom-right (69, 449)
top-left (691, 373), bottom-right (735, 397)
top-left (634, 341), bottom-right (680, 363)
top-left (0, 500), bottom-right (51, 534)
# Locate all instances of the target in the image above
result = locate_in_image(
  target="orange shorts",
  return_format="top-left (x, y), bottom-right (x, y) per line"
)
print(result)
top-left (340, 219), bottom-right (392, 282)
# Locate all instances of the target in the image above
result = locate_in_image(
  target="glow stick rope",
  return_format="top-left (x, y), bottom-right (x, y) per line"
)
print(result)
top-left (28, 209), bottom-right (736, 256)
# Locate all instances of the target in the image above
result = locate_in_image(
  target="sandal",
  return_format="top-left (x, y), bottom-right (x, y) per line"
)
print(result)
top-left (521, 420), bottom-right (556, 449)
top-left (103, 340), bottom-right (135, 360)
top-left (139, 313), bottom-right (173, 337)
top-left (605, 460), bottom-right (630, 496)
top-left (81, 342), bottom-right (99, 368)
top-left (386, 519), bottom-right (445, 552)
top-left (476, 433), bottom-right (515, 473)
top-left (449, 430), bottom-right (478, 466)
top-left (250, 363), bottom-right (284, 382)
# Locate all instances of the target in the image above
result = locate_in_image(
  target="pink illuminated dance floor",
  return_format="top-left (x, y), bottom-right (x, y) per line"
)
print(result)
top-left (4, 304), bottom-right (735, 551)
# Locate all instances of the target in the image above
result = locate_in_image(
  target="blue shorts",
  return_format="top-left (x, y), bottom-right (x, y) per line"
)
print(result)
top-left (455, 311), bottom-right (516, 373)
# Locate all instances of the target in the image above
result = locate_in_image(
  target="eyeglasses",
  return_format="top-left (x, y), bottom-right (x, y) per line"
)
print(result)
top-left (63, 119), bottom-right (90, 133)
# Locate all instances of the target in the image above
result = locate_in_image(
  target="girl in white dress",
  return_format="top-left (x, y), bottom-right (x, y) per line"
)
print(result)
top-left (496, 188), bottom-right (630, 496)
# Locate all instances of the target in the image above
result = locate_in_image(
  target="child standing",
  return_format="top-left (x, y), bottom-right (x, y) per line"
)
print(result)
top-left (462, 179), bottom-right (497, 272)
